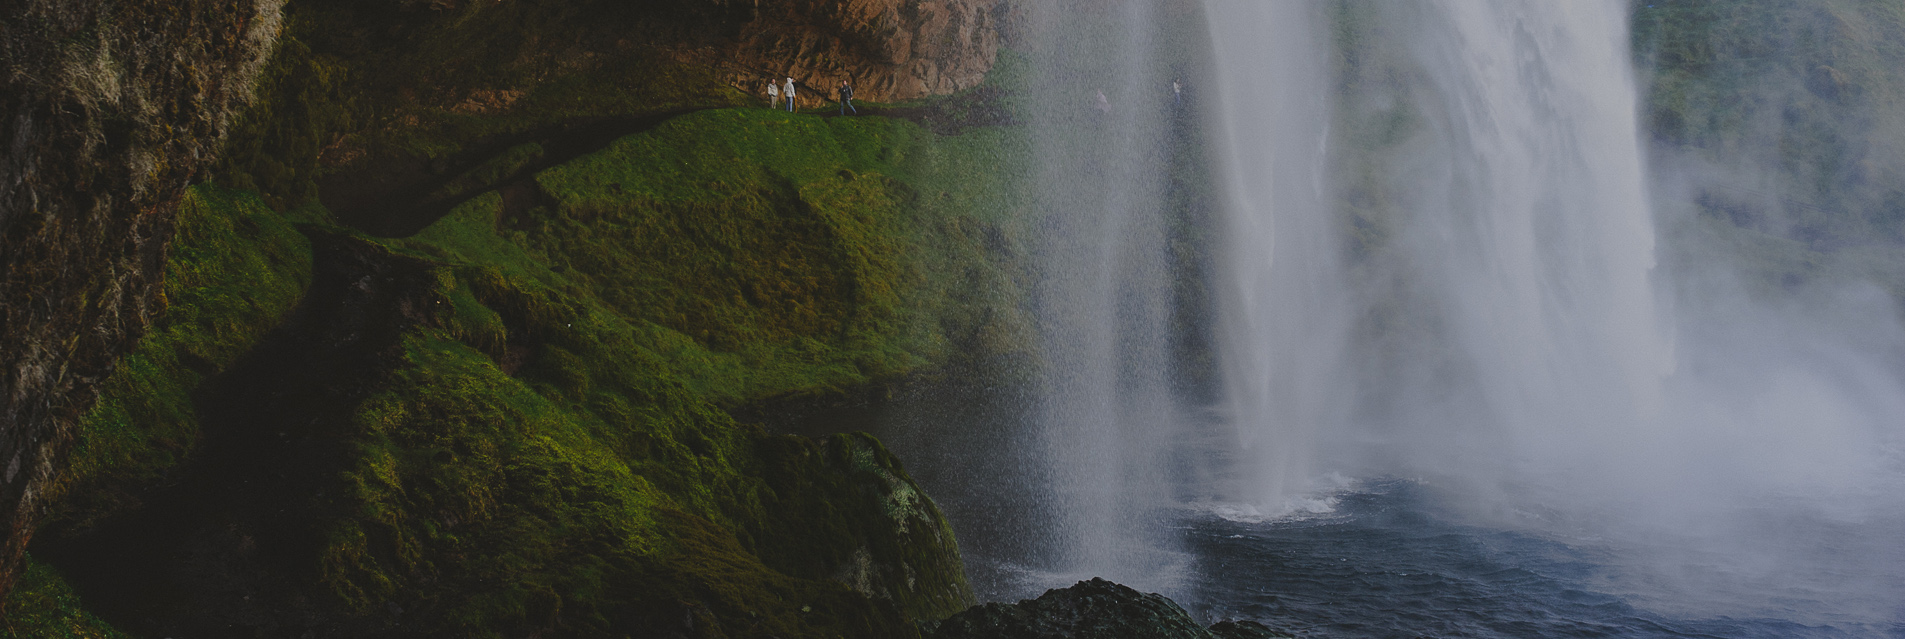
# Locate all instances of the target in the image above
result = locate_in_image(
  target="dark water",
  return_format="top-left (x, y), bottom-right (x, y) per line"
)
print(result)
top-left (1177, 481), bottom-right (1905, 639)
top-left (772, 379), bottom-right (1904, 638)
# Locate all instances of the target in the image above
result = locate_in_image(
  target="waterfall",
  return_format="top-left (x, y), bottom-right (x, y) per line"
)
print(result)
top-left (1020, 0), bottom-right (1188, 591)
top-left (1203, 0), bottom-right (1347, 511)
top-left (1198, 0), bottom-right (1905, 620)
top-left (1294, 0), bottom-right (1675, 504)
top-left (994, 0), bottom-right (1905, 618)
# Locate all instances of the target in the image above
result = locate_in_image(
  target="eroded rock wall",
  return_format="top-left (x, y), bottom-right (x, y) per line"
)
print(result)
top-left (0, 0), bottom-right (282, 597)
top-left (696, 0), bottom-right (1008, 103)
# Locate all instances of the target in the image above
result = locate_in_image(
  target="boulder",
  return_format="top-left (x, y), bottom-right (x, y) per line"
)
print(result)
top-left (926, 578), bottom-right (1294, 639)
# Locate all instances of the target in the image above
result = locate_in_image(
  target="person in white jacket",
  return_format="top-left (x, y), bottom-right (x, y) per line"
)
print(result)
top-left (767, 78), bottom-right (779, 109)
top-left (784, 77), bottom-right (797, 112)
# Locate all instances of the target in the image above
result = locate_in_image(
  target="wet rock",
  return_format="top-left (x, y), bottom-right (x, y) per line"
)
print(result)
top-left (926, 578), bottom-right (1292, 639)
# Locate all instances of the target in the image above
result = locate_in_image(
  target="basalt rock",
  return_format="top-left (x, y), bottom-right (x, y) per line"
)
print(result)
top-left (0, 0), bottom-right (282, 600)
top-left (925, 578), bottom-right (1293, 639)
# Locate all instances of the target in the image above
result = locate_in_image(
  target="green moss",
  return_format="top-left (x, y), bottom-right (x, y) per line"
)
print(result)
top-left (43, 15), bottom-right (1028, 635)
top-left (285, 107), bottom-right (1025, 632)
top-left (289, 0), bottom-right (747, 169)
top-left (0, 555), bottom-right (126, 639)
top-left (404, 108), bottom-right (1034, 404)
top-left (47, 185), bottom-right (312, 532)
top-left (430, 143), bottom-right (545, 204)
top-left (318, 332), bottom-right (669, 627)
top-left (212, 30), bottom-right (357, 209)
top-left (303, 308), bottom-right (964, 635)
top-left (1633, 0), bottom-right (1905, 247)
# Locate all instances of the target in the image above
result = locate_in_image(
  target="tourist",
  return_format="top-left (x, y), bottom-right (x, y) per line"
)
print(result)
top-left (785, 77), bottom-right (797, 112)
top-left (767, 78), bottom-right (779, 110)
top-left (839, 80), bottom-right (857, 115)
top-left (1095, 89), bottom-right (1111, 115)
top-left (1173, 78), bottom-right (1182, 107)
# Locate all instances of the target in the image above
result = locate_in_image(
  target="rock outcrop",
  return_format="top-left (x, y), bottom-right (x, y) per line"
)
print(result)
top-left (0, 0), bottom-right (282, 598)
top-left (0, 0), bottom-right (1025, 630)
top-left (694, 0), bottom-right (1008, 104)
top-left (926, 578), bottom-right (1293, 639)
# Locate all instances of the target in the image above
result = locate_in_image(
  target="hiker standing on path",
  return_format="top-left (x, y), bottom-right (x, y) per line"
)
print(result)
top-left (767, 78), bottom-right (779, 109)
top-left (839, 80), bottom-right (856, 115)
top-left (1172, 78), bottom-right (1182, 107)
top-left (1095, 89), bottom-right (1111, 115)
top-left (785, 77), bottom-right (797, 112)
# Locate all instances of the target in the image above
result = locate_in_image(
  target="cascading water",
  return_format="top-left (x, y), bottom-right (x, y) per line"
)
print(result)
top-left (1202, 0), bottom-right (1348, 513)
top-left (931, 0), bottom-right (1905, 632)
top-left (1236, 0), bottom-right (1681, 509)
top-left (1185, 0), bottom-right (1905, 633)
top-left (1017, 0), bottom-right (1190, 593)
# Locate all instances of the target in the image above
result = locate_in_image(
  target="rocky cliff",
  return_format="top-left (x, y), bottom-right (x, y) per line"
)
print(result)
top-left (0, 0), bottom-right (282, 599)
top-left (690, 0), bottom-right (1008, 104)
top-left (0, 0), bottom-right (1026, 635)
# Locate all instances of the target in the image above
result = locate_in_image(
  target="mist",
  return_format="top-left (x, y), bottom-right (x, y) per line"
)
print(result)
top-left (1196, 0), bottom-right (1905, 625)
top-left (914, 0), bottom-right (1905, 627)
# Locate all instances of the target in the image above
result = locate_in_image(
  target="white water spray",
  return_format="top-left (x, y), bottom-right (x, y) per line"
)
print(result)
top-left (1018, 0), bottom-right (1191, 593)
top-left (1199, 0), bottom-right (1905, 623)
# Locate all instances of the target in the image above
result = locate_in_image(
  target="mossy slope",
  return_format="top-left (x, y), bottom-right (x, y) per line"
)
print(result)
top-left (28, 0), bottom-right (1028, 635)
top-left (319, 105), bottom-right (1028, 632)
top-left (43, 186), bottom-right (313, 536)
top-left (36, 92), bottom-right (1025, 639)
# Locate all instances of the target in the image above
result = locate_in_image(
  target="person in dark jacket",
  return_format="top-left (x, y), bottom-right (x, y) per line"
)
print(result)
top-left (839, 80), bottom-right (857, 115)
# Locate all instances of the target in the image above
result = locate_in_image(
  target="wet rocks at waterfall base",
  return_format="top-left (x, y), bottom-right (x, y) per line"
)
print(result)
top-left (925, 578), bottom-right (1292, 639)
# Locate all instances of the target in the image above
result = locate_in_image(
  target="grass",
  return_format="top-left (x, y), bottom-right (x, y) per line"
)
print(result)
top-left (33, 0), bottom-right (1038, 631)
top-left (33, 106), bottom-right (1026, 636)
top-left (0, 556), bottom-right (125, 639)
top-left (43, 185), bottom-right (312, 534)
top-left (294, 258), bottom-right (979, 634)
top-left (403, 108), bottom-right (1035, 404)
top-left (316, 106), bottom-right (1031, 633)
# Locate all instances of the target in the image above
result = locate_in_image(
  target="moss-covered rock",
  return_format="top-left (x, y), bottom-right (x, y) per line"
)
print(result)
top-left (924, 578), bottom-right (1293, 639)
top-left (0, 555), bottom-right (125, 639)
top-left (38, 88), bottom-right (1029, 639)
top-left (16, 0), bottom-right (1038, 633)
top-left (34, 218), bottom-right (980, 636)
top-left (43, 186), bottom-right (313, 536)
top-left (0, 0), bottom-right (284, 598)
top-left (405, 107), bottom-right (1035, 404)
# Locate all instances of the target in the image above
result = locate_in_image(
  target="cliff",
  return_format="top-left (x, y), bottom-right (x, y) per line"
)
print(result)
top-left (1, 0), bottom-right (1026, 636)
top-left (0, 0), bottom-right (283, 599)
top-left (691, 0), bottom-right (1007, 104)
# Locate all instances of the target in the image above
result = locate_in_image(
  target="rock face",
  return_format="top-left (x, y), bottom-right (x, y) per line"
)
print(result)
top-left (692, 0), bottom-right (1007, 104)
top-left (926, 578), bottom-right (1292, 639)
top-left (0, 0), bottom-right (1018, 629)
top-left (0, 0), bottom-right (282, 598)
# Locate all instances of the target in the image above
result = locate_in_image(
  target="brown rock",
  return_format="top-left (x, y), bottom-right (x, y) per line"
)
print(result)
top-left (694, 0), bottom-right (1007, 104)
top-left (0, 0), bottom-right (282, 600)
